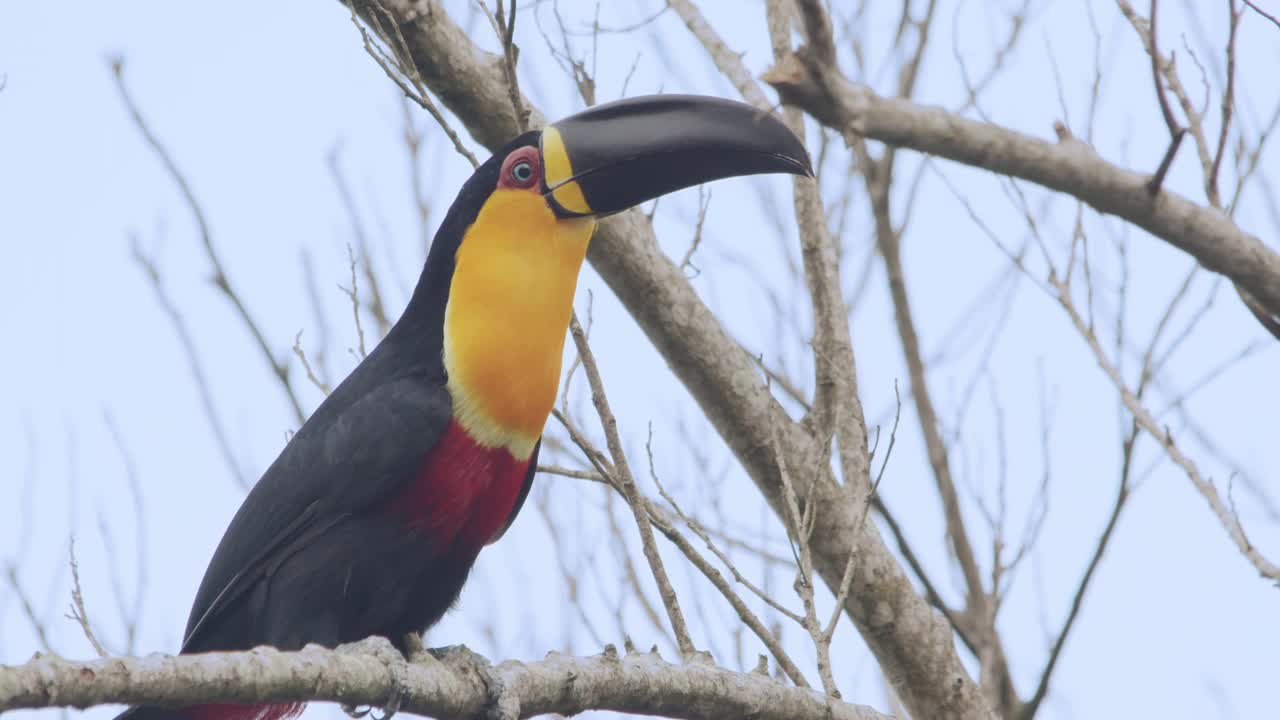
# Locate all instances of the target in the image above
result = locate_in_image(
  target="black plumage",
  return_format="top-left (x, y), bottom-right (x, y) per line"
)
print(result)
top-left (115, 134), bottom-right (542, 720)
top-left (179, 132), bottom-right (542, 657)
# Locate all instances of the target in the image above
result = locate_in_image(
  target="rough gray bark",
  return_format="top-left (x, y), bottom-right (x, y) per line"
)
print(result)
top-left (0, 642), bottom-right (891, 720)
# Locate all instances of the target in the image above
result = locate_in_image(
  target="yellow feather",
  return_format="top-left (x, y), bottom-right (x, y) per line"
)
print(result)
top-left (443, 188), bottom-right (595, 457)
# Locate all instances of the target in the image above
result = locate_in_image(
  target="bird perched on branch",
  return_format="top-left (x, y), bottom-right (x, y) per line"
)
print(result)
top-left (118, 95), bottom-right (811, 720)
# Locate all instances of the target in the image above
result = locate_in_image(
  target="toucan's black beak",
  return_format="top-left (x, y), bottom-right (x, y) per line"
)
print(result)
top-left (539, 95), bottom-right (813, 218)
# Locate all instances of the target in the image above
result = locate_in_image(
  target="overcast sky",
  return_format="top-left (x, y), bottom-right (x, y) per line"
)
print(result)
top-left (3, 1), bottom-right (1279, 719)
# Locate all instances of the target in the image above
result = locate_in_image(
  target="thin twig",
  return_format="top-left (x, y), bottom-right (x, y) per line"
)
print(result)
top-left (400, 98), bottom-right (434, 256)
top-left (566, 314), bottom-right (697, 658)
top-left (537, 464), bottom-right (606, 482)
top-left (1147, 128), bottom-right (1187, 194)
top-left (4, 563), bottom-right (53, 651)
top-left (772, 430), bottom-right (840, 698)
top-left (1242, 0), bottom-right (1280, 31)
top-left (130, 238), bottom-right (248, 489)
top-left (1020, 428), bottom-right (1134, 719)
top-left (346, 0), bottom-right (479, 168)
top-left (646, 440), bottom-right (804, 627)
top-left (1148, 0), bottom-right (1181, 137)
top-left (299, 250), bottom-right (334, 390)
top-left (101, 411), bottom-right (147, 654)
top-left (644, 433), bottom-right (811, 687)
top-left (293, 331), bottom-right (333, 395)
top-left (666, 0), bottom-right (771, 109)
top-left (66, 539), bottom-right (108, 657)
top-left (1208, 1), bottom-right (1241, 204)
top-left (328, 145), bottom-right (392, 336)
top-left (340, 245), bottom-right (369, 360)
top-left (477, 0), bottom-right (528, 131)
top-left (679, 187), bottom-right (711, 276)
top-left (1053, 279), bottom-right (1280, 580)
top-left (112, 58), bottom-right (305, 424)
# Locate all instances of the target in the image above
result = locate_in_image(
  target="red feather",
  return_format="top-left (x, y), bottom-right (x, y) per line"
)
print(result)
top-left (391, 420), bottom-right (530, 549)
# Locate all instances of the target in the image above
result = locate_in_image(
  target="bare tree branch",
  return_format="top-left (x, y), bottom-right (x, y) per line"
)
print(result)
top-left (349, 2), bottom-right (995, 717)
top-left (66, 540), bottom-right (107, 658)
top-left (1053, 280), bottom-right (1280, 580)
top-left (327, 145), bottom-right (392, 337)
top-left (130, 237), bottom-right (248, 490)
top-left (348, 0), bottom-right (480, 169)
top-left (1243, 0), bottom-right (1280, 30)
top-left (0, 644), bottom-right (892, 720)
top-left (565, 314), bottom-right (697, 659)
top-left (642, 438), bottom-right (812, 688)
top-left (761, 17), bottom-right (1280, 324)
top-left (1020, 429), bottom-right (1134, 720)
top-left (666, 0), bottom-right (771, 110)
top-left (3, 564), bottom-right (53, 653)
top-left (101, 411), bottom-right (148, 654)
top-left (112, 58), bottom-right (306, 425)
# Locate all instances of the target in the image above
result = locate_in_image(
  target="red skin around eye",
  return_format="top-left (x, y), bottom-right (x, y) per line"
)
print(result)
top-left (497, 146), bottom-right (541, 190)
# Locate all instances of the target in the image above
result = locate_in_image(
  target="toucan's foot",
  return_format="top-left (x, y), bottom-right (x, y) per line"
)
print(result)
top-left (337, 636), bottom-right (410, 720)
top-left (372, 686), bottom-right (404, 720)
top-left (400, 632), bottom-right (427, 661)
top-left (427, 645), bottom-right (516, 720)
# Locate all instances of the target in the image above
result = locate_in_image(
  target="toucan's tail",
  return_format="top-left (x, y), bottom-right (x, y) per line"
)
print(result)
top-left (114, 703), bottom-right (305, 720)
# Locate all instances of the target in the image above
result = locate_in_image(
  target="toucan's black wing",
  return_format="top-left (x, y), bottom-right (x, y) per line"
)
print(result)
top-left (181, 376), bottom-right (451, 652)
top-left (180, 498), bottom-right (333, 649)
top-left (491, 438), bottom-right (539, 544)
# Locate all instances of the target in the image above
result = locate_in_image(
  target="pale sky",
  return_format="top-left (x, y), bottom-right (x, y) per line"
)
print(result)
top-left (2, 1), bottom-right (1278, 719)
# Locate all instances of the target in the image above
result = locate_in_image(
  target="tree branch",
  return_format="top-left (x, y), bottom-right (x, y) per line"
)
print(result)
top-left (343, 3), bottom-right (994, 717)
top-left (0, 644), bottom-right (891, 720)
top-left (761, 31), bottom-right (1280, 324)
top-left (566, 314), bottom-right (697, 659)
top-left (112, 58), bottom-right (306, 425)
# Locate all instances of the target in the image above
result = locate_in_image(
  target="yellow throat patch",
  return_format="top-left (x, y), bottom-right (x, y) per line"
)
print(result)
top-left (443, 188), bottom-right (595, 458)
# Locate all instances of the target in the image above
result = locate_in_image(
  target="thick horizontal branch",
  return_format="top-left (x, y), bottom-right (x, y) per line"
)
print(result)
top-left (763, 47), bottom-right (1280, 321)
top-left (0, 641), bottom-right (890, 720)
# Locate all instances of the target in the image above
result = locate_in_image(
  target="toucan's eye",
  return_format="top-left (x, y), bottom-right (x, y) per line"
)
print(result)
top-left (498, 147), bottom-right (540, 190)
top-left (510, 160), bottom-right (534, 184)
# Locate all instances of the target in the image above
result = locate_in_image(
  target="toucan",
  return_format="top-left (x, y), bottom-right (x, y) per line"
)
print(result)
top-left (117, 95), bottom-right (811, 720)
